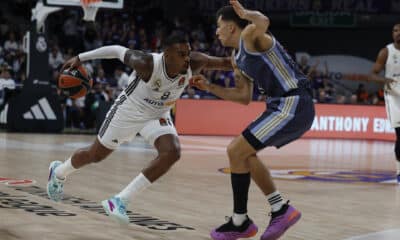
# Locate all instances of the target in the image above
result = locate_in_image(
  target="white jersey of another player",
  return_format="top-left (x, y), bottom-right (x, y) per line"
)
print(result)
top-left (124, 52), bottom-right (192, 120)
top-left (385, 43), bottom-right (400, 127)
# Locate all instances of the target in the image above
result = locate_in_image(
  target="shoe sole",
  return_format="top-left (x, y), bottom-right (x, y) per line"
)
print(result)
top-left (101, 199), bottom-right (129, 225)
top-left (260, 211), bottom-right (301, 240)
top-left (46, 161), bottom-right (62, 202)
top-left (210, 225), bottom-right (258, 240)
top-left (210, 231), bottom-right (257, 240)
top-left (246, 228), bottom-right (258, 238)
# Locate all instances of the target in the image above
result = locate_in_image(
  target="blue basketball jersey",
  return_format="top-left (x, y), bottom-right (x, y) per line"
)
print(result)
top-left (234, 35), bottom-right (310, 98)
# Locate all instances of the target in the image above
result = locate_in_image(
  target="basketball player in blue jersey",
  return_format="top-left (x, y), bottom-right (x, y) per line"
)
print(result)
top-left (191, 1), bottom-right (315, 239)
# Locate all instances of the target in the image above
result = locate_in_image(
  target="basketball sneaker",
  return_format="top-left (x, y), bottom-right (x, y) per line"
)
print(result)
top-left (210, 216), bottom-right (258, 240)
top-left (260, 202), bottom-right (301, 240)
top-left (101, 196), bottom-right (129, 225)
top-left (47, 160), bottom-right (65, 202)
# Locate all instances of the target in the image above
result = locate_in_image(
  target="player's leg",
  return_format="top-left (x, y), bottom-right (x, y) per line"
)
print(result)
top-left (47, 94), bottom-right (133, 202)
top-left (384, 94), bottom-right (400, 182)
top-left (112, 133), bottom-right (180, 205)
top-left (142, 134), bottom-right (181, 181)
top-left (228, 136), bottom-right (287, 214)
top-left (104, 114), bottom-right (180, 224)
top-left (47, 138), bottom-right (114, 202)
top-left (211, 95), bottom-right (314, 240)
top-left (247, 154), bottom-right (300, 240)
top-left (227, 136), bottom-right (275, 189)
top-left (139, 113), bottom-right (181, 182)
top-left (98, 126), bottom-right (141, 225)
top-left (96, 101), bottom-right (150, 224)
top-left (210, 135), bottom-right (259, 240)
top-left (395, 127), bottom-right (400, 182)
top-left (248, 95), bottom-right (313, 240)
top-left (59, 138), bottom-right (114, 174)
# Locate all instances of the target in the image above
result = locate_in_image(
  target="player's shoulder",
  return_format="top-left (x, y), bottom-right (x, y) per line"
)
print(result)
top-left (150, 52), bottom-right (165, 64)
top-left (151, 52), bottom-right (162, 58)
top-left (379, 46), bottom-right (389, 56)
top-left (241, 31), bottom-right (274, 53)
top-left (374, 46), bottom-right (389, 64)
top-left (146, 52), bottom-right (171, 81)
top-left (150, 52), bottom-right (164, 69)
top-left (124, 49), bottom-right (154, 69)
top-left (124, 50), bottom-right (155, 81)
top-left (385, 43), bottom-right (393, 49)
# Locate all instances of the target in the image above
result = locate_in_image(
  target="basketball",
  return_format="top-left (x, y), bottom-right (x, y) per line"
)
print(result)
top-left (58, 65), bottom-right (93, 99)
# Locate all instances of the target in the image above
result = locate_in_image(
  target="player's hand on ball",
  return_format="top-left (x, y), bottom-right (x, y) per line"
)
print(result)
top-left (189, 75), bottom-right (209, 91)
top-left (61, 56), bottom-right (81, 72)
top-left (385, 78), bottom-right (395, 91)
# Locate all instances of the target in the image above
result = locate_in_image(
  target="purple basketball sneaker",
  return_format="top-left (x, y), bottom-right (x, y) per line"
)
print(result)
top-left (260, 203), bottom-right (301, 240)
top-left (210, 216), bottom-right (258, 240)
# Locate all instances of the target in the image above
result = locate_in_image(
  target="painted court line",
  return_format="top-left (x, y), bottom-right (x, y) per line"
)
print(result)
top-left (343, 229), bottom-right (400, 240)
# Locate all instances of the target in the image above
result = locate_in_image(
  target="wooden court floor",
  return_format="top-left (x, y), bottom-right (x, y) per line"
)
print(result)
top-left (0, 133), bottom-right (400, 240)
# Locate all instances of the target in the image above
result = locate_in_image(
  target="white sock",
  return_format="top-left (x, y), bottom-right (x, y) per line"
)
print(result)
top-left (232, 213), bottom-right (247, 226)
top-left (55, 158), bottom-right (76, 179)
top-left (266, 191), bottom-right (284, 212)
top-left (116, 172), bottom-right (151, 205)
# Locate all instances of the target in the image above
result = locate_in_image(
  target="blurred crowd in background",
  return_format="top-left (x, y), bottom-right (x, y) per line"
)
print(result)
top-left (0, 1), bottom-right (387, 130)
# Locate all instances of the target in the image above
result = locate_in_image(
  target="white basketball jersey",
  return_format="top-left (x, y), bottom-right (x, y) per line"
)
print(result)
top-left (384, 43), bottom-right (400, 127)
top-left (123, 53), bottom-right (191, 119)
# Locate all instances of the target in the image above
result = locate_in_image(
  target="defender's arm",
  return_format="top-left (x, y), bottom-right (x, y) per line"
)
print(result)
top-left (190, 51), bottom-right (232, 74)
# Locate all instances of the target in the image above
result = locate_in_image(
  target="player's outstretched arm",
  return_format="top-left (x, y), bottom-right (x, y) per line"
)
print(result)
top-left (190, 71), bottom-right (253, 105)
top-left (78, 45), bottom-right (128, 62)
top-left (190, 51), bottom-right (232, 74)
top-left (61, 45), bottom-right (128, 71)
top-left (61, 46), bottom-right (153, 82)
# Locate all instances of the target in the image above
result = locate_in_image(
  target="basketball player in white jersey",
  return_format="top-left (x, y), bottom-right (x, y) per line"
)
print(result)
top-left (47, 32), bottom-right (232, 224)
top-left (372, 22), bottom-right (400, 183)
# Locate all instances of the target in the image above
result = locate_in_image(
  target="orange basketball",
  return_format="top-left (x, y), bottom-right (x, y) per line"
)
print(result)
top-left (58, 65), bottom-right (93, 99)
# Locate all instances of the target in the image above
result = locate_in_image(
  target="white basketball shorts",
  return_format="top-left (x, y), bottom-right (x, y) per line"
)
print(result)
top-left (385, 89), bottom-right (400, 128)
top-left (97, 94), bottom-right (177, 150)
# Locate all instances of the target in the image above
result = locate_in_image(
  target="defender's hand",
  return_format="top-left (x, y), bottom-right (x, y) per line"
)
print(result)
top-left (231, 51), bottom-right (238, 69)
top-left (230, 0), bottom-right (248, 19)
top-left (61, 56), bottom-right (81, 72)
top-left (189, 75), bottom-right (210, 91)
